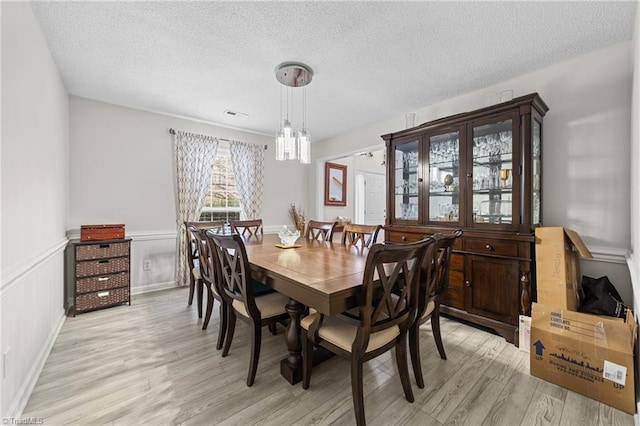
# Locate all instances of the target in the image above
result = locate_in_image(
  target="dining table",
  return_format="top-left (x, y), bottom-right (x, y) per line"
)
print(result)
top-left (242, 233), bottom-right (371, 384)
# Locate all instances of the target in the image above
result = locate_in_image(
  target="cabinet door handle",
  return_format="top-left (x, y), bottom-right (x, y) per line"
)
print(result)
top-left (99, 244), bottom-right (110, 249)
top-left (465, 280), bottom-right (472, 287)
top-left (98, 277), bottom-right (109, 281)
top-left (466, 173), bottom-right (472, 178)
top-left (401, 236), bottom-right (407, 241)
top-left (417, 178), bottom-right (423, 182)
top-left (98, 259), bottom-right (109, 264)
top-left (485, 245), bottom-right (494, 251)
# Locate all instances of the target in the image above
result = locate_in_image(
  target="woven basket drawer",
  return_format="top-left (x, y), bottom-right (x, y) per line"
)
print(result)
top-left (77, 242), bottom-right (129, 260)
top-left (76, 288), bottom-right (129, 312)
top-left (76, 272), bottom-right (129, 294)
top-left (76, 257), bottom-right (129, 277)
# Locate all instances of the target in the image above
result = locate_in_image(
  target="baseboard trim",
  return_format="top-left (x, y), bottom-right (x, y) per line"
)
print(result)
top-left (10, 309), bottom-right (66, 418)
top-left (131, 280), bottom-right (177, 295)
top-left (1, 238), bottom-right (68, 295)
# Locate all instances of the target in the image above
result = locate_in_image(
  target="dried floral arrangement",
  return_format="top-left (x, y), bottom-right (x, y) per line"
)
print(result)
top-left (288, 203), bottom-right (307, 233)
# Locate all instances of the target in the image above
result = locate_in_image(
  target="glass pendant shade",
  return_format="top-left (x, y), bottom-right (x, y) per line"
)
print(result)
top-left (283, 119), bottom-right (297, 160)
top-left (298, 129), bottom-right (311, 164)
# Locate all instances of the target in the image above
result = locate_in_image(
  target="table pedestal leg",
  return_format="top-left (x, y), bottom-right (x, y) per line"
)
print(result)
top-left (280, 297), bottom-right (303, 384)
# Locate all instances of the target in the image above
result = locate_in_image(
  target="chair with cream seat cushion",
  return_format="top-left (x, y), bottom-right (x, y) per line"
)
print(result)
top-left (184, 221), bottom-right (225, 318)
top-left (341, 223), bottom-right (382, 249)
top-left (409, 229), bottom-right (462, 389)
top-left (230, 219), bottom-right (263, 238)
top-left (305, 220), bottom-right (338, 242)
top-left (301, 237), bottom-right (434, 426)
top-left (190, 227), bottom-right (228, 350)
top-left (209, 233), bottom-right (289, 387)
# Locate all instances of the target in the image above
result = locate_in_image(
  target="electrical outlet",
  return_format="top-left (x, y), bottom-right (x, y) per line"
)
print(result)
top-left (143, 260), bottom-right (151, 271)
top-left (3, 347), bottom-right (11, 379)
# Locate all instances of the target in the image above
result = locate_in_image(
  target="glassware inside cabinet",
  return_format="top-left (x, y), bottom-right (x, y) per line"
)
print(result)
top-left (428, 130), bottom-right (460, 222)
top-left (532, 119), bottom-right (542, 225)
top-left (394, 140), bottom-right (419, 221)
top-left (472, 119), bottom-right (513, 224)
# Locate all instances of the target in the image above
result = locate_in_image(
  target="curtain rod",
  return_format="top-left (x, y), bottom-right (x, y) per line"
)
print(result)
top-left (169, 128), bottom-right (267, 150)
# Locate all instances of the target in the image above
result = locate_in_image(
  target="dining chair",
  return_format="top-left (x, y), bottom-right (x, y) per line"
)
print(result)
top-left (409, 229), bottom-right (462, 389)
top-left (230, 219), bottom-right (263, 238)
top-left (187, 227), bottom-right (228, 350)
top-left (184, 220), bottom-right (225, 318)
top-left (209, 233), bottom-right (289, 387)
top-left (301, 237), bottom-right (434, 426)
top-left (305, 220), bottom-right (338, 242)
top-left (341, 223), bottom-right (382, 249)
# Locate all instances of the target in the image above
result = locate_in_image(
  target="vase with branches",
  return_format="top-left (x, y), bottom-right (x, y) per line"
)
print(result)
top-left (288, 203), bottom-right (307, 233)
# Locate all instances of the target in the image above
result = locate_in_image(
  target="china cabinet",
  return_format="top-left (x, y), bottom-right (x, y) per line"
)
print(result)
top-left (382, 93), bottom-right (547, 344)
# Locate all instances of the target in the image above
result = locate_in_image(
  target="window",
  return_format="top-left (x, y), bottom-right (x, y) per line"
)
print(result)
top-left (199, 144), bottom-right (242, 222)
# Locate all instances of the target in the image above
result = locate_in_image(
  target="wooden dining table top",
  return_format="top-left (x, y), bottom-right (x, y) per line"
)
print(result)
top-left (243, 233), bottom-right (371, 316)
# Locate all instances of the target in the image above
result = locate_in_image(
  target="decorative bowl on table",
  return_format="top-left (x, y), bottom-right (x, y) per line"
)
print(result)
top-left (278, 226), bottom-right (300, 247)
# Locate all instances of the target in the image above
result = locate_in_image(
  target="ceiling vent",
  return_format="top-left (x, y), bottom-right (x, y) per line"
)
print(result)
top-left (223, 109), bottom-right (248, 118)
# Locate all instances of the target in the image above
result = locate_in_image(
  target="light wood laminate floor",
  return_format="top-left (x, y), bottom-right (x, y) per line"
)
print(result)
top-left (23, 288), bottom-right (634, 425)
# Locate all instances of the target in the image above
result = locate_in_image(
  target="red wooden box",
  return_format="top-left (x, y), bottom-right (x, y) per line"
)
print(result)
top-left (80, 224), bottom-right (125, 242)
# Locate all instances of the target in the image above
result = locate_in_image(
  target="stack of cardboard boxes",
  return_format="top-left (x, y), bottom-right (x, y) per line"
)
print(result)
top-left (531, 227), bottom-right (636, 414)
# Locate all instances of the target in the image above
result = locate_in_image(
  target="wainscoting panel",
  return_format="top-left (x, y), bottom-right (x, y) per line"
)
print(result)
top-left (1, 242), bottom-right (66, 418)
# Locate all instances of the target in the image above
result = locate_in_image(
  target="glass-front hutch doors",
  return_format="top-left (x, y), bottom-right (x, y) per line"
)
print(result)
top-left (393, 139), bottom-right (420, 222)
top-left (470, 114), bottom-right (519, 229)
top-left (427, 128), bottom-right (462, 225)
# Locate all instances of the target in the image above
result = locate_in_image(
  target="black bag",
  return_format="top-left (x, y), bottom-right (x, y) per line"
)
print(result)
top-left (578, 275), bottom-right (628, 319)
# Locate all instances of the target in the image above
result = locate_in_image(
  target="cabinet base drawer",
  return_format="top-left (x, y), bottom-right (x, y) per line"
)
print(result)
top-left (76, 272), bottom-right (129, 294)
top-left (76, 257), bottom-right (129, 277)
top-left (465, 239), bottom-right (518, 257)
top-left (76, 288), bottom-right (129, 312)
top-left (77, 242), bottom-right (129, 260)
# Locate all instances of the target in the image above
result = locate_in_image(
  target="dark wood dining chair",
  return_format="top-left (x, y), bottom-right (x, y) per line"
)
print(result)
top-left (187, 227), bottom-right (227, 350)
top-left (230, 219), bottom-right (263, 238)
top-left (409, 229), bottom-right (462, 389)
top-left (301, 237), bottom-right (434, 426)
top-left (184, 220), bottom-right (225, 318)
top-left (209, 233), bottom-right (289, 387)
top-left (341, 223), bottom-right (382, 248)
top-left (305, 220), bottom-right (338, 242)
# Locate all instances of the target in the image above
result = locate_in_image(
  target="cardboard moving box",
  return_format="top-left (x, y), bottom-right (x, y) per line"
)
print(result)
top-left (535, 227), bottom-right (592, 310)
top-left (530, 303), bottom-right (636, 414)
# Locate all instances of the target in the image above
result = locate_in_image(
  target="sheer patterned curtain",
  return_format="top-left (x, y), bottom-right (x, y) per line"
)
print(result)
top-left (229, 141), bottom-right (264, 219)
top-left (173, 131), bottom-right (219, 286)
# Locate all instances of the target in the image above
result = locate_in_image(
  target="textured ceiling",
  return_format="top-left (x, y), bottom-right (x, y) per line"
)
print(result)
top-left (31, 1), bottom-right (636, 143)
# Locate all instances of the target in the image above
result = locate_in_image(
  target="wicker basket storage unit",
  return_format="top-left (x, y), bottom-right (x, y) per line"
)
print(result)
top-left (66, 238), bottom-right (132, 315)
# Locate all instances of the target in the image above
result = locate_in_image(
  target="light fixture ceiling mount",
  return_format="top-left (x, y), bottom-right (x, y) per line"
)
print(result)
top-left (275, 62), bottom-right (313, 88)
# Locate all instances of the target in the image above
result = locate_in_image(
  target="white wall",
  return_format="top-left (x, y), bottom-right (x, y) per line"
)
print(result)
top-left (311, 42), bottom-right (635, 305)
top-left (631, 0), bottom-right (640, 314)
top-left (69, 97), bottom-right (309, 294)
top-left (1, 2), bottom-right (69, 417)
top-left (319, 151), bottom-right (385, 223)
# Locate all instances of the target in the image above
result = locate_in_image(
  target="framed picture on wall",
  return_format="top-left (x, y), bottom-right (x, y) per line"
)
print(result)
top-left (325, 162), bottom-right (347, 206)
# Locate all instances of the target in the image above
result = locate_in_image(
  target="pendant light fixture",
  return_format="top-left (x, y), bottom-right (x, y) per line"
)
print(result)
top-left (275, 62), bottom-right (313, 164)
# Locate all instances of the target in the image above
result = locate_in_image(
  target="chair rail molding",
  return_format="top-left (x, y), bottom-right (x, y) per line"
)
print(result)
top-left (1, 238), bottom-right (68, 295)
top-left (584, 245), bottom-right (629, 264)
